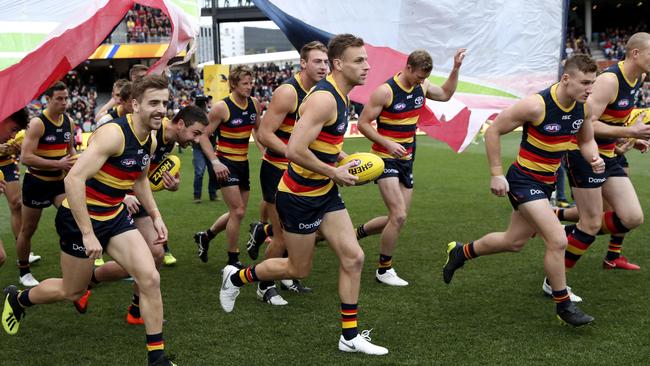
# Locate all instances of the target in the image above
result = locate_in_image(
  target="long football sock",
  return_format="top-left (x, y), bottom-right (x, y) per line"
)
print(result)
top-left (227, 251), bottom-right (240, 265)
top-left (599, 211), bottom-right (630, 235)
top-left (263, 224), bottom-right (273, 237)
top-left (230, 266), bottom-right (259, 287)
top-left (462, 241), bottom-right (478, 260)
top-left (552, 288), bottom-right (571, 311)
top-left (565, 227), bottom-right (596, 269)
top-left (341, 303), bottom-right (358, 340)
top-left (377, 254), bottom-right (392, 274)
top-left (356, 224), bottom-right (368, 240)
top-left (605, 235), bottom-right (624, 261)
top-left (17, 288), bottom-right (34, 308)
top-left (18, 260), bottom-right (30, 277)
top-left (129, 294), bottom-right (141, 318)
top-left (146, 333), bottom-right (165, 363)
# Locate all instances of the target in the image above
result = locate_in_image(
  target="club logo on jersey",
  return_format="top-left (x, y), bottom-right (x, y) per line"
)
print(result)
top-left (231, 118), bottom-right (243, 126)
top-left (572, 119), bottom-right (584, 131)
top-left (336, 122), bottom-right (347, 133)
top-left (121, 158), bottom-right (137, 167)
top-left (415, 96), bottom-right (424, 106)
top-left (544, 123), bottom-right (561, 133)
top-left (141, 154), bottom-right (150, 167)
top-left (250, 113), bottom-right (257, 122)
top-left (45, 135), bottom-right (56, 142)
top-left (63, 132), bottom-right (71, 142)
top-left (394, 103), bottom-right (407, 111)
top-left (618, 99), bottom-right (630, 108)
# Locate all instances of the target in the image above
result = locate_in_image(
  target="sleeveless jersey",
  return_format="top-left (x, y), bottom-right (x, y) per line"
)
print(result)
top-left (150, 118), bottom-right (175, 170)
top-left (216, 95), bottom-right (257, 162)
top-left (596, 61), bottom-right (643, 157)
top-left (262, 73), bottom-right (308, 169)
top-left (514, 84), bottom-right (586, 184)
top-left (27, 110), bottom-right (72, 181)
top-left (63, 115), bottom-right (152, 221)
top-left (278, 74), bottom-right (349, 197)
top-left (371, 74), bottom-right (425, 160)
top-left (108, 105), bottom-right (125, 120)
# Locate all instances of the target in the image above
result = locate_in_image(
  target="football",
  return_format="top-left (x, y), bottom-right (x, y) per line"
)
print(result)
top-left (6, 129), bottom-right (25, 146)
top-left (148, 155), bottom-right (181, 191)
top-left (338, 152), bottom-right (384, 185)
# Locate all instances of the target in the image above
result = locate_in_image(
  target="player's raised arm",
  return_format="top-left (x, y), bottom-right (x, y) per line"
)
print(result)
top-left (423, 48), bottom-right (466, 102)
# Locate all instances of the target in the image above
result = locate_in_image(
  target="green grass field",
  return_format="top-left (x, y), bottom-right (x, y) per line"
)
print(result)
top-left (1, 135), bottom-right (649, 365)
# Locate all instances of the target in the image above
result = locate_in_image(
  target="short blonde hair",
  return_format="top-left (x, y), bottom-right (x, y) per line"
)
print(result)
top-left (229, 65), bottom-right (253, 90)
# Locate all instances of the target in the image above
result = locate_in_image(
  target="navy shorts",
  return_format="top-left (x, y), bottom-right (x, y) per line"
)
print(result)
top-left (0, 162), bottom-right (19, 182)
top-left (376, 158), bottom-right (414, 189)
top-left (130, 203), bottom-right (149, 219)
top-left (276, 186), bottom-right (346, 234)
top-left (565, 150), bottom-right (626, 189)
top-left (259, 160), bottom-right (284, 204)
top-left (506, 165), bottom-right (554, 210)
top-left (218, 156), bottom-right (250, 191)
top-left (616, 154), bottom-right (629, 169)
top-left (56, 204), bottom-right (136, 258)
top-left (22, 173), bottom-right (65, 208)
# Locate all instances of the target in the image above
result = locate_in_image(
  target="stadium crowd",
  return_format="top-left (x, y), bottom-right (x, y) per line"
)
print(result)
top-left (125, 4), bottom-right (173, 43)
top-left (596, 24), bottom-right (649, 60)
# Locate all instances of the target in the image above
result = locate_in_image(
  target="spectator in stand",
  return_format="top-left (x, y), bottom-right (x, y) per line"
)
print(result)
top-left (124, 4), bottom-right (172, 43)
top-left (192, 95), bottom-right (219, 203)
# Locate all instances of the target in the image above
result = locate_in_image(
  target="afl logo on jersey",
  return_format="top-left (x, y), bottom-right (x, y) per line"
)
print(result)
top-left (618, 99), bottom-right (630, 108)
top-left (394, 103), bottom-right (407, 111)
top-left (231, 118), bottom-right (243, 126)
top-left (45, 135), bottom-right (56, 142)
top-left (121, 158), bottom-right (137, 167)
top-left (415, 96), bottom-right (424, 106)
top-left (544, 123), bottom-right (561, 133)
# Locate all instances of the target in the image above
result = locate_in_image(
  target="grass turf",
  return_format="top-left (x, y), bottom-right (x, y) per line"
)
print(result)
top-left (1, 134), bottom-right (649, 365)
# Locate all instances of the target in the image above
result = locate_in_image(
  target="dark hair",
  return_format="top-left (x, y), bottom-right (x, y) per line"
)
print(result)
top-left (564, 54), bottom-right (597, 75)
top-left (44, 81), bottom-right (67, 97)
top-left (327, 34), bottom-right (364, 63)
top-left (229, 65), bottom-right (253, 90)
top-left (173, 105), bottom-right (209, 127)
top-left (300, 41), bottom-right (328, 61)
top-left (119, 82), bottom-right (132, 102)
top-left (131, 74), bottom-right (169, 102)
top-left (8, 108), bottom-right (29, 129)
top-left (407, 49), bottom-right (433, 73)
top-left (129, 64), bottom-right (149, 81)
top-left (194, 96), bottom-right (209, 111)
